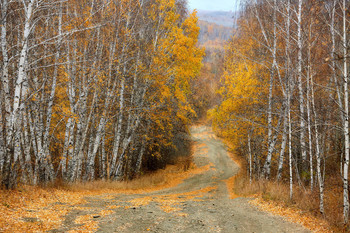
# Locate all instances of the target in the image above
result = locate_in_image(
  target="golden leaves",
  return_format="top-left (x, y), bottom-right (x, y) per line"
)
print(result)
top-left (210, 26), bottom-right (268, 152)
top-left (250, 198), bottom-right (331, 233)
top-left (0, 187), bottom-right (86, 232)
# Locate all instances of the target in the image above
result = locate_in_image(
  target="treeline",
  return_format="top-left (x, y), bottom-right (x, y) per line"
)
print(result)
top-left (0, 0), bottom-right (203, 188)
top-left (188, 20), bottom-right (225, 121)
top-left (210, 0), bottom-right (350, 224)
top-left (198, 21), bottom-right (233, 46)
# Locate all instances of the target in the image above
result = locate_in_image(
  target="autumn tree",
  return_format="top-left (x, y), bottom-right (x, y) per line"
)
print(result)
top-left (0, 0), bottom-right (203, 187)
top-left (211, 0), bottom-right (350, 224)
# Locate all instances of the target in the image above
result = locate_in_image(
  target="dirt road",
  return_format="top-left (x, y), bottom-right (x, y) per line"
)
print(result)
top-left (53, 126), bottom-right (310, 233)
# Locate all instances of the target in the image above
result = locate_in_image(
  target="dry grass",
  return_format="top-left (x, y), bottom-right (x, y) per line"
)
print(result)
top-left (0, 155), bottom-right (197, 232)
top-left (219, 138), bottom-right (342, 232)
top-left (249, 198), bottom-right (331, 233)
top-left (58, 156), bottom-right (193, 193)
top-left (233, 170), bottom-right (347, 232)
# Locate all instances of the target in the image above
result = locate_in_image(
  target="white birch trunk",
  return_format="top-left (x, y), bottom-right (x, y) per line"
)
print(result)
top-left (135, 121), bottom-right (150, 177)
top-left (12, 0), bottom-right (34, 165)
top-left (101, 132), bottom-right (107, 179)
top-left (263, 0), bottom-right (277, 179)
top-left (311, 68), bottom-right (325, 215)
top-left (248, 134), bottom-right (253, 184)
top-left (297, 0), bottom-right (307, 170)
top-left (135, 140), bottom-right (146, 176)
top-left (342, 0), bottom-right (349, 223)
top-left (277, 107), bottom-right (288, 181)
top-left (289, 91), bottom-right (293, 200)
top-left (115, 115), bottom-right (142, 179)
top-left (306, 63), bottom-right (314, 191)
top-left (110, 6), bottom-right (133, 176)
top-left (41, 3), bottom-right (63, 181)
top-left (0, 117), bottom-right (4, 172)
top-left (0, 0), bottom-right (10, 177)
top-left (22, 108), bottom-right (33, 182)
top-left (86, 30), bottom-right (115, 180)
top-left (8, 0), bottom-right (35, 187)
top-left (110, 77), bottom-right (125, 176)
top-left (1, 0), bottom-right (12, 149)
top-left (61, 118), bottom-right (73, 180)
top-left (306, 24), bottom-right (314, 191)
top-left (285, 0), bottom-right (293, 199)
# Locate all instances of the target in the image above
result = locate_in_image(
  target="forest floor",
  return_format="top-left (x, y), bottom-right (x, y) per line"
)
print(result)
top-left (1, 125), bottom-right (318, 232)
top-left (51, 125), bottom-right (310, 232)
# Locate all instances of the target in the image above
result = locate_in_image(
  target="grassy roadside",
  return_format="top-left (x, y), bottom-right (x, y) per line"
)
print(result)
top-left (224, 142), bottom-right (344, 232)
top-left (0, 155), bottom-right (197, 232)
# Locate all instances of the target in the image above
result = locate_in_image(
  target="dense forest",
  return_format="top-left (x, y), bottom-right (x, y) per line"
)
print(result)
top-left (0, 0), bottom-right (204, 188)
top-left (198, 20), bottom-right (233, 49)
top-left (210, 0), bottom-right (350, 226)
top-left (2, 0), bottom-right (350, 230)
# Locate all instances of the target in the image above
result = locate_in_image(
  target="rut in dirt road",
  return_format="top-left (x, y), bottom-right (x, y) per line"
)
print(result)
top-left (53, 125), bottom-right (310, 233)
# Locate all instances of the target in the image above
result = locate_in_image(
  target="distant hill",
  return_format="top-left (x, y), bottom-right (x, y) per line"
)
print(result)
top-left (196, 11), bottom-right (235, 63)
top-left (197, 10), bottom-right (235, 28)
top-left (198, 20), bottom-right (233, 50)
top-left (196, 10), bottom-right (235, 50)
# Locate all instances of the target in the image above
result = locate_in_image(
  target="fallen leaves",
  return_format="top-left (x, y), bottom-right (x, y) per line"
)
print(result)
top-left (0, 187), bottom-right (86, 232)
top-left (0, 155), bottom-right (213, 232)
top-left (0, 126), bottom-right (222, 232)
top-left (125, 196), bottom-right (153, 209)
top-left (224, 175), bottom-right (238, 200)
top-left (250, 198), bottom-right (331, 233)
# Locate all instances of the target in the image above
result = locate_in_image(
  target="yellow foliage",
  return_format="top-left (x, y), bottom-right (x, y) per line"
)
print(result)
top-left (209, 32), bottom-right (268, 151)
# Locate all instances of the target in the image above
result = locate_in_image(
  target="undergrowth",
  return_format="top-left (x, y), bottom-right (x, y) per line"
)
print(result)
top-left (0, 155), bottom-right (193, 232)
top-left (232, 154), bottom-right (347, 232)
top-left (60, 155), bottom-right (193, 192)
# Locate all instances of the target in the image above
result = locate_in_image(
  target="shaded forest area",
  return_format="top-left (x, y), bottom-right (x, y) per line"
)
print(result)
top-left (189, 23), bottom-right (226, 119)
top-left (210, 0), bottom-right (350, 229)
top-left (190, 16), bottom-right (231, 119)
top-left (0, 0), bottom-right (204, 188)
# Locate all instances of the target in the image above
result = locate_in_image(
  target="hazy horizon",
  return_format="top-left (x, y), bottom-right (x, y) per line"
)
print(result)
top-left (188, 0), bottom-right (238, 12)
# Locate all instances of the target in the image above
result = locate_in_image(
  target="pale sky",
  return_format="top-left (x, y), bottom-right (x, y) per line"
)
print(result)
top-left (187, 0), bottom-right (237, 11)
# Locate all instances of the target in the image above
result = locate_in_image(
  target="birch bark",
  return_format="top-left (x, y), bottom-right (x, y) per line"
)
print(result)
top-left (311, 65), bottom-right (325, 215)
top-left (263, 0), bottom-right (277, 179)
top-left (0, 0), bottom-right (10, 178)
top-left (297, 0), bottom-right (307, 171)
top-left (342, 0), bottom-right (349, 223)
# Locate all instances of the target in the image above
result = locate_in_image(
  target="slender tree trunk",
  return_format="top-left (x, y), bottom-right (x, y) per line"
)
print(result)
top-left (306, 60), bottom-right (314, 191)
top-left (22, 108), bottom-right (33, 183)
top-left (306, 22), bottom-right (314, 191)
top-left (248, 134), bottom-right (253, 184)
top-left (277, 107), bottom-right (288, 181)
top-left (342, 0), bottom-right (349, 223)
top-left (40, 3), bottom-right (63, 182)
top-left (0, 120), bottom-right (4, 173)
top-left (111, 77), bottom-right (125, 176)
top-left (311, 68), bottom-right (325, 215)
top-left (8, 0), bottom-right (35, 188)
top-left (287, 0), bottom-right (292, 199)
top-left (263, 0), bottom-right (277, 179)
top-left (1, 0), bottom-right (11, 149)
top-left (289, 89), bottom-right (293, 200)
top-left (297, 0), bottom-right (307, 173)
top-left (111, 10), bottom-right (132, 176)
top-left (0, 0), bottom-right (11, 182)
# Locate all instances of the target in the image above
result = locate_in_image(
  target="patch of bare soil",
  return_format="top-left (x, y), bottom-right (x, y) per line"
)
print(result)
top-left (50, 125), bottom-right (310, 233)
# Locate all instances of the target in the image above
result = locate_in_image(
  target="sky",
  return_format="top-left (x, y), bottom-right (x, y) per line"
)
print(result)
top-left (187, 0), bottom-right (237, 11)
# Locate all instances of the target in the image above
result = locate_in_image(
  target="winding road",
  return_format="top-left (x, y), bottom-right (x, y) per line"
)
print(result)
top-left (54, 125), bottom-right (310, 233)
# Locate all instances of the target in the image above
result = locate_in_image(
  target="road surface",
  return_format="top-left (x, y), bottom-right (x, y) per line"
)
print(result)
top-left (53, 125), bottom-right (310, 233)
